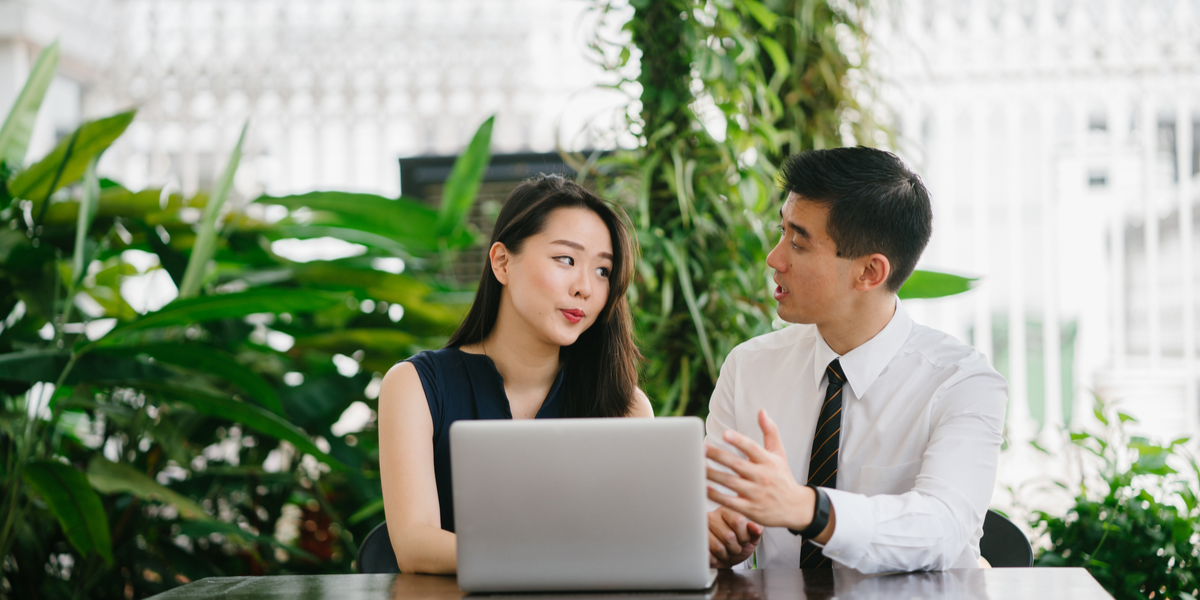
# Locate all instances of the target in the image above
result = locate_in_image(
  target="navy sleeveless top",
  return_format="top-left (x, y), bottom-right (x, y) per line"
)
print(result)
top-left (404, 347), bottom-right (565, 533)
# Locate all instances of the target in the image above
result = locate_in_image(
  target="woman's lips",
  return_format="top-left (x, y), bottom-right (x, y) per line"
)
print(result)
top-left (560, 309), bottom-right (584, 324)
top-left (773, 285), bottom-right (789, 301)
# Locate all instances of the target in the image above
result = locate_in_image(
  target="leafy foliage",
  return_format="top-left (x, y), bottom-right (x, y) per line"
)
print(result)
top-left (1029, 397), bottom-right (1200, 600)
top-left (0, 42), bottom-right (496, 599)
top-left (587, 0), bottom-right (971, 416)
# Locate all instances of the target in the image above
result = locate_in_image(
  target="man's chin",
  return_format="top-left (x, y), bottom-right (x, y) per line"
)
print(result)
top-left (776, 310), bottom-right (815, 326)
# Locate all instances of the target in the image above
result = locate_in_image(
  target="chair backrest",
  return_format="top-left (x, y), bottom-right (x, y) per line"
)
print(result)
top-left (356, 521), bottom-right (400, 574)
top-left (979, 509), bottom-right (1033, 567)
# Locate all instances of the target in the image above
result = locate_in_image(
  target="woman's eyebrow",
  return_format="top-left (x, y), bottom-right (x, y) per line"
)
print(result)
top-left (551, 240), bottom-right (613, 260)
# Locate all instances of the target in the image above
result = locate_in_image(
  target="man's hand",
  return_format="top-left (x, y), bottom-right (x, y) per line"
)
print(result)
top-left (706, 409), bottom-right (816, 531)
top-left (707, 506), bottom-right (763, 568)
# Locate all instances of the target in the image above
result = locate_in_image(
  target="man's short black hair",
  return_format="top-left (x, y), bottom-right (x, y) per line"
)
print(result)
top-left (778, 146), bottom-right (933, 292)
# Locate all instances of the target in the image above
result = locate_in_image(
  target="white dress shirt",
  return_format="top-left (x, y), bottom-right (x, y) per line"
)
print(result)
top-left (705, 298), bottom-right (1008, 573)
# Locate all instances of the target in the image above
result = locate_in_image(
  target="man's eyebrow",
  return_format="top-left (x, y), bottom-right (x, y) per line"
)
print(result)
top-left (786, 221), bottom-right (811, 240)
top-left (551, 239), bottom-right (614, 260)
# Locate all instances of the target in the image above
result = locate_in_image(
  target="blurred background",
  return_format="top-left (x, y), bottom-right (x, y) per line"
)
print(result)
top-left (1, 1), bottom-right (1198, 598)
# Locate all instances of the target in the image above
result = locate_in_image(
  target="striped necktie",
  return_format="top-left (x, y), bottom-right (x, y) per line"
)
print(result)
top-left (799, 358), bottom-right (845, 568)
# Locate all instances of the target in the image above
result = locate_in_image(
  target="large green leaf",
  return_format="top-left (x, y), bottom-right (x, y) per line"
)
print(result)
top-left (9, 110), bottom-right (136, 201)
top-left (0, 41), bottom-right (59, 169)
top-left (179, 123), bottom-right (246, 298)
top-left (94, 344), bottom-right (284, 416)
top-left (256, 191), bottom-right (472, 252)
top-left (898, 269), bottom-right (979, 300)
top-left (100, 288), bottom-right (348, 340)
top-left (0, 349), bottom-right (174, 385)
top-left (71, 157), bottom-right (100, 286)
top-left (22, 460), bottom-right (113, 565)
top-left (136, 381), bottom-right (348, 471)
top-left (267, 225), bottom-right (413, 257)
top-left (437, 115), bottom-right (493, 236)
top-left (663, 239), bottom-right (717, 382)
top-left (33, 186), bottom-right (167, 227)
top-left (347, 497), bottom-right (384, 525)
top-left (291, 263), bottom-right (463, 327)
top-left (291, 329), bottom-right (416, 355)
top-left (86, 456), bottom-right (211, 521)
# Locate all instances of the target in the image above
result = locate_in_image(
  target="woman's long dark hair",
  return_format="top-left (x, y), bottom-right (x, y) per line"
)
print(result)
top-left (446, 174), bottom-right (640, 418)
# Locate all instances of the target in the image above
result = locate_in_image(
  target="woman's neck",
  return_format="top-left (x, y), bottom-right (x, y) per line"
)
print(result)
top-left (461, 300), bottom-right (561, 402)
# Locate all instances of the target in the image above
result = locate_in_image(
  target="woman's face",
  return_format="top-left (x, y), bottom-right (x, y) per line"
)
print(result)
top-left (494, 207), bottom-right (614, 347)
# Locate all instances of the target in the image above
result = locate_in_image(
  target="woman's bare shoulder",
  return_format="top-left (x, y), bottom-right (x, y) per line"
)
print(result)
top-left (627, 387), bottom-right (654, 418)
top-left (381, 360), bottom-right (421, 394)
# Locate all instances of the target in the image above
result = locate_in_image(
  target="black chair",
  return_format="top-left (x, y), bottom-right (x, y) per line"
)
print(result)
top-left (357, 521), bottom-right (400, 574)
top-left (980, 509), bottom-right (1033, 567)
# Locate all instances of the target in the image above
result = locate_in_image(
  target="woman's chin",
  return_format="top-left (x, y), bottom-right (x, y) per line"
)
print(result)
top-left (543, 326), bottom-right (585, 348)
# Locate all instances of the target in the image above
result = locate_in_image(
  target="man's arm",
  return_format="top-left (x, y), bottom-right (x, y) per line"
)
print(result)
top-left (817, 372), bottom-right (1006, 572)
top-left (703, 352), bottom-right (764, 568)
top-left (706, 410), bottom-right (835, 541)
top-left (706, 371), bottom-right (1007, 573)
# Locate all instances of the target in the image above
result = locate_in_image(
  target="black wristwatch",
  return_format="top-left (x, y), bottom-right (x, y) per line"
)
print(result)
top-left (788, 485), bottom-right (831, 538)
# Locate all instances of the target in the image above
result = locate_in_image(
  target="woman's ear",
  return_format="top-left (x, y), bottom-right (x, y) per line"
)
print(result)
top-left (490, 242), bottom-right (511, 285)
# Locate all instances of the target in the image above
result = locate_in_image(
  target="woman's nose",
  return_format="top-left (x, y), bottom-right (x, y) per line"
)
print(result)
top-left (572, 270), bottom-right (592, 299)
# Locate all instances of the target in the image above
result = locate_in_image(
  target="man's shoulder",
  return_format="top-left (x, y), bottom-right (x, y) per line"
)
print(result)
top-left (728, 323), bottom-right (819, 359)
top-left (903, 322), bottom-right (998, 378)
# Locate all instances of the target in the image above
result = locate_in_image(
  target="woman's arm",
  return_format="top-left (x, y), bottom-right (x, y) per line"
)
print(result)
top-left (377, 362), bottom-right (457, 574)
top-left (627, 387), bottom-right (654, 418)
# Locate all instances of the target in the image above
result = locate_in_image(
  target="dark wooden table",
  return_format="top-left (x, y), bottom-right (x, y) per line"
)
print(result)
top-left (147, 568), bottom-right (1112, 599)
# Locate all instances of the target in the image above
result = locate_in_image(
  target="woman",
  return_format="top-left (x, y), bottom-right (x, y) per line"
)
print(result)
top-left (377, 174), bottom-right (653, 574)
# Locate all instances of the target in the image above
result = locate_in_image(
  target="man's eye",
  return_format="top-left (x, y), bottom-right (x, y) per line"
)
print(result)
top-left (554, 256), bottom-right (574, 266)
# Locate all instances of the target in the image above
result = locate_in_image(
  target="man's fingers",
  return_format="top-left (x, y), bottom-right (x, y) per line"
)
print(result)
top-left (708, 531), bottom-right (730, 562)
top-left (706, 467), bottom-right (754, 495)
top-left (747, 521), bottom-right (765, 539)
top-left (708, 512), bottom-right (742, 559)
top-left (705, 445), bottom-right (758, 479)
top-left (707, 486), bottom-right (754, 516)
top-left (759, 409), bottom-right (786, 456)
top-left (714, 506), bottom-right (756, 544)
top-left (721, 429), bottom-right (772, 463)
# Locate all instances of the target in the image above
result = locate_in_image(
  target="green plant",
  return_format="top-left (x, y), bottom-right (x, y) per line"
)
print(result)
top-left (1029, 397), bottom-right (1200, 600)
top-left (585, 0), bottom-right (975, 417)
top-left (0, 43), bottom-right (494, 599)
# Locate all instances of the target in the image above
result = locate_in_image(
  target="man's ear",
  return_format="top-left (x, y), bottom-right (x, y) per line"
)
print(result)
top-left (490, 242), bottom-right (511, 285)
top-left (855, 253), bottom-right (891, 292)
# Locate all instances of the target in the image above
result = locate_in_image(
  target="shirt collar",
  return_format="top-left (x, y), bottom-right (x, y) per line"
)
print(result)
top-left (810, 297), bottom-right (913, 399)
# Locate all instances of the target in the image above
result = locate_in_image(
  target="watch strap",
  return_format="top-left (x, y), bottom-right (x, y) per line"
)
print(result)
top-left (788, 485), bottom-right (831, 538)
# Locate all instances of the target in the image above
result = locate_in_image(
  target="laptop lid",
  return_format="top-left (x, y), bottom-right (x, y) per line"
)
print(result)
top-left (451, 417), bottom-right (709, 592)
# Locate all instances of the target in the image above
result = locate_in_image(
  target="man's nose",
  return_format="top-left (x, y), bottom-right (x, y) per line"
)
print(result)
top-left (766, 242), bottom-right (786, 272)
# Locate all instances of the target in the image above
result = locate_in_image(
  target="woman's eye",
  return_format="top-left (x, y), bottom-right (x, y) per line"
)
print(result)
top-left (554, 256), bottom-right (574, 266)
top-left (596, 267), bottom-right (610, 278)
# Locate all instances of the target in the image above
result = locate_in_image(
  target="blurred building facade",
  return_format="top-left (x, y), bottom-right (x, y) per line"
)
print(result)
top-left (3, 0), bottom-right (1199, 510)
top-left (0, 0), bottom-right (617, 200)
top-left (874, 0), bottom-right (1200, 506)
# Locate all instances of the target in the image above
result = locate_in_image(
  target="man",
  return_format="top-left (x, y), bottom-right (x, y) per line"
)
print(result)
top-left (704, 147), bottom-right (1007, 573)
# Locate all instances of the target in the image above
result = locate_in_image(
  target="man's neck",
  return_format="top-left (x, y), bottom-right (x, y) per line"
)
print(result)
top-left (816, 294), bottom-right (897, 356)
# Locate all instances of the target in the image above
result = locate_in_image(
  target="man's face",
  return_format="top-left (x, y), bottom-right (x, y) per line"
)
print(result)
top-left (766, 194), bottom-right (854, 325)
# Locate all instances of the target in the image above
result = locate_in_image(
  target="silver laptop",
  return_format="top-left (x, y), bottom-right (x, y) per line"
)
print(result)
top-left (451, 417), bottom-right (716, 593)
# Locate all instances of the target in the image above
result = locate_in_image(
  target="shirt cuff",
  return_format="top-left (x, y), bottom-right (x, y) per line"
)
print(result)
top-left (818, 487), bottom-right (875, 570)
